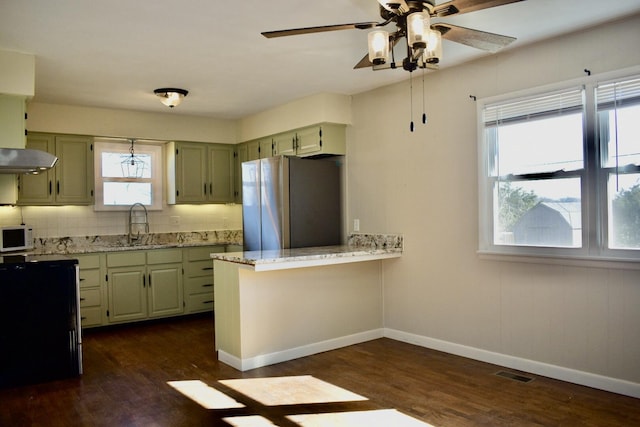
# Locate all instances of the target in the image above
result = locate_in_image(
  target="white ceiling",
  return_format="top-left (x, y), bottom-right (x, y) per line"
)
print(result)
top-left (1, 0), bottom-right (639, 120)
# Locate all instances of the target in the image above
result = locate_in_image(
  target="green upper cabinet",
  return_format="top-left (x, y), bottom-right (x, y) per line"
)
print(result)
top-left (168, 141), bottom-right (235, 204)
top-left (272, 131), bottom-right (297, 156)
top-left (272, 123), bottom-right (346, 157)
top-left (245, 138), bottom-right (274, 161)
top-left (18, 133), bottom-right (94, 205)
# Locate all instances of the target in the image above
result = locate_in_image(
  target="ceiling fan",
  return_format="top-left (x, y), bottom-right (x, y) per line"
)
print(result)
top-left (262, 0), bottom-right (525, 72)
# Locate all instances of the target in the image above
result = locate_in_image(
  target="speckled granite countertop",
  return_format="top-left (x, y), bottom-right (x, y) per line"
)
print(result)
top-left (31, 230), bottom-right (242, 255)
top-left (211, 233), bottom-right (403, 271)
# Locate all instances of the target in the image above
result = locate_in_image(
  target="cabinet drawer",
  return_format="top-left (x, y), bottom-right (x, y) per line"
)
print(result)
top-left (107, 251), bottom-right (146, 267)
top-left (187, 293), bottom-right (214, 313)
top-left (76, 254), bottom-right (100, 269)
top-left (186, 245), bottom-right (224, 261)
top-left (79, 268), bottom-right (101, 288)
top-left (147, 248), bottom-right (182, 265)
top-left (186, 259), bottom-right (214, 277)
top-left (79, 288), bottom-right (101, 307)
top-left (185, 276), bottom-right (214, 295)
top-left (80, 306), bottom-right (102, 327)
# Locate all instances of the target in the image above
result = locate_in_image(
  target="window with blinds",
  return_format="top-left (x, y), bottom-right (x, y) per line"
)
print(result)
top-left (478, 73), bottom-right (640, 260)
top-left (597, 77), bottom-right (640, 250)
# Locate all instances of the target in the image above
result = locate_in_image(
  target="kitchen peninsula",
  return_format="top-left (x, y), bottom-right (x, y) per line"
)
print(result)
top-left (211, 233), bottom-right (402, 371)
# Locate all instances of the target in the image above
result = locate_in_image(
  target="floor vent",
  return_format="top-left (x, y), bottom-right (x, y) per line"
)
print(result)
top-left (494, 370), bottom-right (534, 383)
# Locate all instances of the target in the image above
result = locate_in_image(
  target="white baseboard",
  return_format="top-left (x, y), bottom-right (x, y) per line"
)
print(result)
top-left (218, 329), bottom-right (384, 372)
top-left (384, 328), bottom-right (640, 399)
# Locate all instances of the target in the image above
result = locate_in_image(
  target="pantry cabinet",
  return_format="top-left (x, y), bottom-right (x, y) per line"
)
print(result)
top-left (167, 141), bottom-right (235, 204)
top-left (18, 133), bottom-right (94, 205)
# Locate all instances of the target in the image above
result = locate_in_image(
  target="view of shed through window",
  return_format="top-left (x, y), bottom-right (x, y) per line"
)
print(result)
top-left (480, 74), bottom-right (640, 257)
top-left (484, 89), bottom-right (585, 248)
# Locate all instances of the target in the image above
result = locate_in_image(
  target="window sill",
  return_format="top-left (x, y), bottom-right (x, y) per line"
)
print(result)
top-left (477, 250), bottom-right (640, 270)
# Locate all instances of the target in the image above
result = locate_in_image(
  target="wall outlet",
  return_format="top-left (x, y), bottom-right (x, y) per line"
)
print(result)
top-left (170, 216), bottom-right (180, 226)
top-left (353, 219), bottom-right (360, 232)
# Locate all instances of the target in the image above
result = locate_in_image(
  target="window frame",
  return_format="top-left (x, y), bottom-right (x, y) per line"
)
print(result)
top-left (477, 68), bottom-right (640, 265)
top-left (94, 139), bottom-right (164, 211)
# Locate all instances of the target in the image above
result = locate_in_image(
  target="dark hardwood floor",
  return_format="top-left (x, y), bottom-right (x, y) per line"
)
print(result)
top-left (1, 314), bottom-right (638, 426)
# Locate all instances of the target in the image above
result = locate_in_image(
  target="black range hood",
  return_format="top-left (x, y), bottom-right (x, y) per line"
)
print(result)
top-left (0, 148), bottom-right (58, 174)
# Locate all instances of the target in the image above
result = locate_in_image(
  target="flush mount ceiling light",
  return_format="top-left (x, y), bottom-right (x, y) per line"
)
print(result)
top-left (153, 88), bottom-right (188, 108)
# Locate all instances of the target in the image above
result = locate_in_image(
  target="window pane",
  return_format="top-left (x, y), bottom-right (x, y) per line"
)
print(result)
top-left (488, 113), bottom-right (584, 176)
top-left (102, 152), bottom-right (152, 178)
top-left (103, 182), bottom-right (152, 205)
top-left (609, 173), bottom-right (640, 249)
top-left (599, 104), bottom-right (640, 168)
top-left (494, 178), bottom-right (581, 247)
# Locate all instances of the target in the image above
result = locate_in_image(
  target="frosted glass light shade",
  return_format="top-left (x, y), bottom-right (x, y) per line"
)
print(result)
top-left (368, 30), bottom-right (390, 65)
top-left (154, 88), bottom-right (188, 108)
top-left (407, 11), bottom-right (430, 49)
top-left (423, 29), bottom-right (443, 64)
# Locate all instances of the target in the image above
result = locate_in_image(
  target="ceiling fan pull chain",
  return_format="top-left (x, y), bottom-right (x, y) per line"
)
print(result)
top-left (410, 71), bottom-right (415, 132)
top-left (422, 69), bottom-right (427, 125)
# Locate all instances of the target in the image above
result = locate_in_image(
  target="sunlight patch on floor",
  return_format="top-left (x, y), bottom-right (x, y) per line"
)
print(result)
top-left (219, 375), bottom-right (368, 406)
top-left (168, 380), bottom-right (245, 409)
top-left (169, 376), bottom-right (435, 426)
top-left (288, 409), bottom-right (435, 427)
top-left (222, 415), bottom-right (279, 426)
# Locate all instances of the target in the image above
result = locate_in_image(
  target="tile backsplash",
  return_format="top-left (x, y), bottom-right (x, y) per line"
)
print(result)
top-left (0, 204), bottom-right (243, 239)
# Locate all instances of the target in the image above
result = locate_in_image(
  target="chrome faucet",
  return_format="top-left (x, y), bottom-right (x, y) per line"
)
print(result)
top-left (128, 202), bottom-right (149, 245)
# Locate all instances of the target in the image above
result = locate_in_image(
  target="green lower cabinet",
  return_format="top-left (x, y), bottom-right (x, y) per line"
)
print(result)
top-left (148, 263), bottom-right (184, 318)
top-left (106, 249), bottom-right (184, 325)
top-left (79, 245), bottom-right (231, 327)
top-left (108, 266), bottom-right (147, 323)
top-left (77, 253), bottom-right (107, 329)
top-left (184, 245), bottom-right (225, 314)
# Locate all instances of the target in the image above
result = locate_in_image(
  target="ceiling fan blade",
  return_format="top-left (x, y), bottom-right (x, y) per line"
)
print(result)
top-left (377, 0), bottom-right (410, 14)
top-left (434, 23), bottom-right (516, 52)
top-left (354, 53), bottom-right (373, 69)
top-left (432, 0), bottom-right (525, 17)
top-left (262, 22), bottom-right (379, 38)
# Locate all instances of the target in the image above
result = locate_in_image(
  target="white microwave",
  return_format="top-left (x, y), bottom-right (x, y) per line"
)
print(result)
top-left (1, 225), bottom-right (34, 252)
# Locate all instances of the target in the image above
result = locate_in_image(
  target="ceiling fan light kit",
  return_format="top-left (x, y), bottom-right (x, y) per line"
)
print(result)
top-left (153, 88), bottom-right (189, 108)
top-left (262, 0), bottom-right (523, 72)
top-left (368, 30), bottom-right (390, 64)
top-left (407, 11), bottom-right (430, 49)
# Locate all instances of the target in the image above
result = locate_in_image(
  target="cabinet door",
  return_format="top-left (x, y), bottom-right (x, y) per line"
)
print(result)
top-left (245, 140), bottom-right (260, 161)
top-left (147, 264), bottom-right (184, 318)
top-left (273, 131), bottom-right (297, 156)
top-left (208, 144), bottom-right (234, 203)
top-left (235, 143), bottom-right (248, 203)
top-left (259, 139), bottom-right (274, 158)
top-left (108, 267), bottom-right (147, 323)
top-left (295, 125), bottom-right (322, 156)
top-left (175, 142), bottom-right (207, 203)
top-left (18, 134), bottom-right (55, 204)
top-left (54, 135), bottom-right (94, 205)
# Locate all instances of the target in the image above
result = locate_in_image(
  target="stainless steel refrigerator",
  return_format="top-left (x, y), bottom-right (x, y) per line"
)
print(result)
top-left (242, 156), bottom-right (341, 251)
